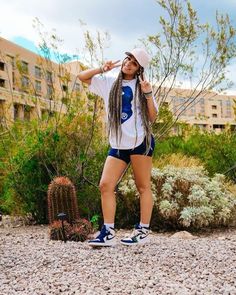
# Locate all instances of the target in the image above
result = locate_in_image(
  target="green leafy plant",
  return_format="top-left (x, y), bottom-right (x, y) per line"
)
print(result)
top-left (90, 214), bottom-right (100, 231)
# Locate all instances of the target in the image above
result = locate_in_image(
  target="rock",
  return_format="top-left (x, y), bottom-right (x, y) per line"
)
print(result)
top-left (217, 236), bottom-right (226, 240)
top-left (170, 231), bottom-right (195, 239)
top-left (0, 214), bottom-right (36, 228)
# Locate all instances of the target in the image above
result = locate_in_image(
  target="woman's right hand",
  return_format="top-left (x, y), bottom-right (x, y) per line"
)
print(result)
top-left (102, 60), bottom-right (121, 72)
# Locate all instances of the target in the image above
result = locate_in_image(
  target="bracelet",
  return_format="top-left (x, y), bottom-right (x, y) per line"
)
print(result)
top-left (143, 91), bottom-right (153, 99)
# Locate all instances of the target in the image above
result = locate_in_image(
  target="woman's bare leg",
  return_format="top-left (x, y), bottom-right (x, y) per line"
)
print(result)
top-left (99, 156), bottom-right (127, 223)
top-left (130, 155), bottom-right (153, 224)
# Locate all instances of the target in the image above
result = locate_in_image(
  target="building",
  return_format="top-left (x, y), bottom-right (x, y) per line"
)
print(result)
top-left (0, 37), bottom-right (235, 132)
top-left (157, 87), bottom-right (236, 133)
top-left (0, 36), bottom-right (84, 126)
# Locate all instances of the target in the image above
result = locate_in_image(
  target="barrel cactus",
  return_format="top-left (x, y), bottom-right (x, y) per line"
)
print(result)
top-left (48, 176), bottom-right (93, 242)
top-left (47, 176), bottom-right (79, 224)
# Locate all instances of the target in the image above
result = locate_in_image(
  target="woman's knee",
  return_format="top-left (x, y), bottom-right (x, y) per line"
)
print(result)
top-left (99, 180), bottom-right (115, 194)
top-left (136, 183), bottom-right (151, 195)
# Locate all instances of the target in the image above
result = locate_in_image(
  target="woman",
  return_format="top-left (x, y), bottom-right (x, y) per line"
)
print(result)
top-left (78, 48), bottom-right (158, 246)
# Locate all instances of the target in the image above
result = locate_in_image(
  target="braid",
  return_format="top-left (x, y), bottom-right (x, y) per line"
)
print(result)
top-left (108, 71), bottom-right (123, 145)
top-left (108, 70), bottom-right (152, 151)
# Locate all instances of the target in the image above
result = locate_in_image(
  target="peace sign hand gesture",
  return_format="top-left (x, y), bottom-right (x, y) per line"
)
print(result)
top-left (102, 60), bottom-right (121, 72)
top-left (138, 75), bottom-right (152, 94)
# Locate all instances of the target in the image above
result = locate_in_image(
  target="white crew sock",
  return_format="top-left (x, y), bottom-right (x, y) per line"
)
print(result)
top-left (139, 222), bottom-right (149, 228)
top-left (104, 223), bottom-right (114, 230)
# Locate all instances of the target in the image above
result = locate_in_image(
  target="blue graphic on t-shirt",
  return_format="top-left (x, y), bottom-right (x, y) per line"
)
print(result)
top-left (121, 86), bottom-right (133, 124)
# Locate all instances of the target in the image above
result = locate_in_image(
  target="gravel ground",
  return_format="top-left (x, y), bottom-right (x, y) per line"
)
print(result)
top-left (0, 225), bottom-right (236, 295)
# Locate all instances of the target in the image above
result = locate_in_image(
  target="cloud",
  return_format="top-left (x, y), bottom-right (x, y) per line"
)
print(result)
top-left (0, 0), bottom-right (161, 53)
top-left (0, 0), bottom-right (235, 95)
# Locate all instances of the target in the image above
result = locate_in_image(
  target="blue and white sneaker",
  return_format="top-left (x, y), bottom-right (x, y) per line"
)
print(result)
top-left (88, 225), bottom-right (116, 247)
top-left (120, 224), bottom-right (150, 246)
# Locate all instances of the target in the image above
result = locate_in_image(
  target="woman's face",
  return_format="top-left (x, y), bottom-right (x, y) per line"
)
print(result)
top-left (122, 55), bottom-right (140, 79)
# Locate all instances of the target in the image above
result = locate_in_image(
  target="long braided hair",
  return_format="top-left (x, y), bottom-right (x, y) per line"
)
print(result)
top-left (108, 63), bottom-right (152, 153)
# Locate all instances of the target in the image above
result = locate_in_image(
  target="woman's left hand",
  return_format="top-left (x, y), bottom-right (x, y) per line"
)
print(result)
top-left (139, 76), bottom-right (152, 94)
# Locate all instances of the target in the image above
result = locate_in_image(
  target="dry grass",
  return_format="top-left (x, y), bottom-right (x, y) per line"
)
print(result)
top-left (153, 153), bottom-right (204, 169)
top-left (225, 181), bottom-right (236, 196)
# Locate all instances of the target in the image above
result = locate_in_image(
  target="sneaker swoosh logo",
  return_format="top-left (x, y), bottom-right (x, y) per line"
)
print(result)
top-left (139, 234), bottom-right (148, 240)
top-left (106, 235), bottom-right (115, 241)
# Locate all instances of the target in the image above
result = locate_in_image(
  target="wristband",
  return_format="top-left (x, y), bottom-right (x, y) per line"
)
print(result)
top-left (143, 91), bottom-right (153, 99)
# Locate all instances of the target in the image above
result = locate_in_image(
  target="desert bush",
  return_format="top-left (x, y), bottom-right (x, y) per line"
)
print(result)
top-left (0, 109), bottom-right (107, 223)
top-left (119, 165), bottom-right (236, 230)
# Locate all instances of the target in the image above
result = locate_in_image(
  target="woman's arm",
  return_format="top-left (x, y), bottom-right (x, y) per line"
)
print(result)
top-left (77, 60), bottom-right (121, 85)
top-left (139, 76), bottom-right (157, 123)
top-left (145, 94), bottom-right (157, 123)
top-left (146, 96), bottom-right (157, 123)
top-left (77, 67), bottom-right (103, 85)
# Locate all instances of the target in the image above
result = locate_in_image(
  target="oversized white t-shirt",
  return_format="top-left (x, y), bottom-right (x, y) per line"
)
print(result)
top-left (89, 74), bottom-right (158, 149)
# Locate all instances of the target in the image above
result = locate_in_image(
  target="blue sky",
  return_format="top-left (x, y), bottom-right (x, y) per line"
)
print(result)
top-left (1, 0), bottom-right (236, 93)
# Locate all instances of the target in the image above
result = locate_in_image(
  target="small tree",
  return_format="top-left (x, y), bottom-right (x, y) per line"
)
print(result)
top-left (143, 0), bottom-right (236, 138)
top-left (0, 21), bottom-right (110, 221)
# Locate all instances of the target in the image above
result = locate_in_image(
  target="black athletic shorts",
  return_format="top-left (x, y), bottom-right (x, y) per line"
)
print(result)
top-left (108, 135), bottom-right (155, 164)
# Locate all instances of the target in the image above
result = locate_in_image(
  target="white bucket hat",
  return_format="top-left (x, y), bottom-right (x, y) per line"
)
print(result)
top-left (125, 48), bottom-right (150, 68)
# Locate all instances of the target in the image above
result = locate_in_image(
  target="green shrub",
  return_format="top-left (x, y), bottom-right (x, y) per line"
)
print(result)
top-left (119, 165), bottom-right (236, 230)
top-left (154, 130), bottom-right (236, 182)
top-left (0, 110), bottom-right (107, 223)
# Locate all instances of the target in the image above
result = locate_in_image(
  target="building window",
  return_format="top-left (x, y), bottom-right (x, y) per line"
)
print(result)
top-left (24, 105), bottom-right (31, 121)
top-left (35, 80), bottom-right (42, 93)
top-left (62, 85), bottom-right (68, 92)
top-left (225, 100), bottom-right (232, 118)
top-left (212, 105), bottom-right (217, 110)
top-left (21, 61), bottom-right (29, 74)
top-left (0, 78), bottom-right (5, 88)
top-left (213, 124), bottom-right (225, 130)
top-left (6, 55), bottom-right (15, 68)
top-left (46, 71), bottom-right (53, 83)
top-left (198, 97), bottom-right (205, 115)
top-left (35, 66), bottom-right (42, 79)
top-left (13, 103), bottom-right (21, 120)
top-left (173, 97), bottom-right (186, 115)
top-left (0, 62), bottom-right (5, 71)
top-left (12, 72), bottom-right (15, 89)
top-left (21, 76), bottom-right (29, 90)
top-left (0, 100), bottom-right (4, 119)
top-left (47, 84), bottom-right (53, 99)
top-left (212, 113), bottom-right (218, 118)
